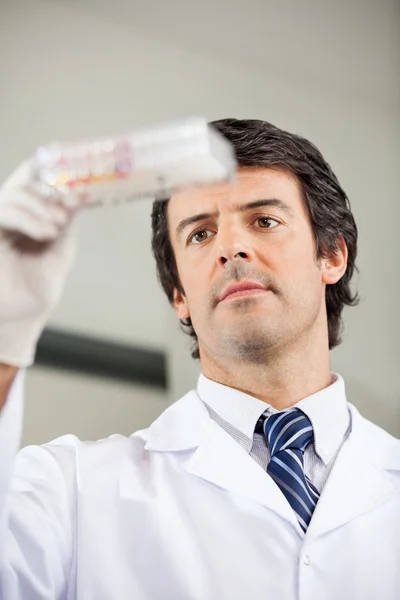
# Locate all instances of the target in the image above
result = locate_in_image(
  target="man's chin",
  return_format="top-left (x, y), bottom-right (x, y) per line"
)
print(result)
top-left (223, 338), bottom-right (276, 362)
top-left (216, 308), bottom-right (276, 330)
top-left (217, 326), bottom-right (280, 354)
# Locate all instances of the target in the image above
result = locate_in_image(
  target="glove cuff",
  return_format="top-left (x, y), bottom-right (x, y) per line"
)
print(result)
top-left (0, 313), bottom-right (49, 368)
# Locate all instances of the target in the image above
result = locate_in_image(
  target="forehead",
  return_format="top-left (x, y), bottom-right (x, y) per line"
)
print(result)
top-left (167, 166), bottom-right (306, 231)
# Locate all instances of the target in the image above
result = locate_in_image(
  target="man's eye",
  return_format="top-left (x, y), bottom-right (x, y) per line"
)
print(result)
top-left (188, 229), bottom-right (213, 244)
top-left (256, 217), bottom-right (280, 229)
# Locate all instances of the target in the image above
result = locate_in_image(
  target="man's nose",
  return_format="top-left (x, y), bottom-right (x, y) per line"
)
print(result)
top-left (216, 225), bottom-right (254, 267)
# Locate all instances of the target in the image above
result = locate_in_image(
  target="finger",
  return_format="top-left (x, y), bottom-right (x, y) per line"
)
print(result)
top-left (13, 191), bottom-right (73, 228)
top-left (0, 204), bottom-right (59, 240)
top-left (1, 159), bottom-right (35, 190)
top-left (1, 159), bottom-right (81, 210)
top-left (27, 179), bottom-right (83, 210)
top-left (0, 186), bottom-right (78, 235)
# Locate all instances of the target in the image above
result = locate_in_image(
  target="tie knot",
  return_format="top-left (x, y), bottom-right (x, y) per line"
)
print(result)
top-left (263, 409), bottom-right (314, 457)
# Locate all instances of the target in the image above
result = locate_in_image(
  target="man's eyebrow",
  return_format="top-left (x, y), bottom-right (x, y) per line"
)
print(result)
top-left (235, 198), bottom-right (295, 216)
top-left (175, 198), bottom-right (294, 241)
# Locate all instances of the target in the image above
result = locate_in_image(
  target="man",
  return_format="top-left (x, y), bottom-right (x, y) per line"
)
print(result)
top-left (0, 119), bottom-right (399, 600)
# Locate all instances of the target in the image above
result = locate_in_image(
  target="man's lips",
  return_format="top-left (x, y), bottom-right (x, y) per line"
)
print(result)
top-left (218, 281), bottom-right (270, 303)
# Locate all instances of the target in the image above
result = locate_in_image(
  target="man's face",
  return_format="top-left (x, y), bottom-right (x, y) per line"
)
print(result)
top-left (168, 166), bottom-right (340, 363)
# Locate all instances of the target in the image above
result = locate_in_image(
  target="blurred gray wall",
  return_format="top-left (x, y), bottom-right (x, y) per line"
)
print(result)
top-left (0, 0), bottom-right (399, 442)
top-left (22, 367), bottom-right (167, 446)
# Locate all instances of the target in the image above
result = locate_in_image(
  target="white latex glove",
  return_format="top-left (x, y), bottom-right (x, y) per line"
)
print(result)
top-left (0, 161), bottom-right (79, 367)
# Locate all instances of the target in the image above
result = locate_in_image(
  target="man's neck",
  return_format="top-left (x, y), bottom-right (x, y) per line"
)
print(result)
top-left (200, 342), bottom-right (331, 411)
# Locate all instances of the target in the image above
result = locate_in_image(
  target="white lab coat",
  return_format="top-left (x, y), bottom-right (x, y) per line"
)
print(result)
top-left (1, 373), bottom-right (400, 600)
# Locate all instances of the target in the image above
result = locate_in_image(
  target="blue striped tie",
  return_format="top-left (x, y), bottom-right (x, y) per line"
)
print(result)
top-left (263, 408), bottom-right (320, 533)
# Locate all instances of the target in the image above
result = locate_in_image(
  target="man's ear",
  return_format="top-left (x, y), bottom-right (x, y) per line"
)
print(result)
top-left (173, 288), bottom-right (190, 320)
top-left (321, 237), bottom-right (348, 285)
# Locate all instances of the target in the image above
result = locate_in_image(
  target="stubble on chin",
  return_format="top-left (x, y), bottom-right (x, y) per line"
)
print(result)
top-left (211, 312), bottom-right (282, 364)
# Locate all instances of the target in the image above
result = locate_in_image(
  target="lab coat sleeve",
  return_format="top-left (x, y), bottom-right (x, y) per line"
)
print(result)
top-left (0, 371), bottom-right (74, 600)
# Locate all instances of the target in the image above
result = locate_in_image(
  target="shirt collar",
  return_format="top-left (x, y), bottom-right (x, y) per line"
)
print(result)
top-left (196, 372), bottom-right (350, 465)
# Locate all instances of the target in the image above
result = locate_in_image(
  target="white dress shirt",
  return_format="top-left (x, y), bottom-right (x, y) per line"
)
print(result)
top-left (197, 372), bottom-right (351, 493)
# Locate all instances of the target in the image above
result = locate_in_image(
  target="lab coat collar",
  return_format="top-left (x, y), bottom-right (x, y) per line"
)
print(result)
top-left (143, 392), bottom-right (400, 540)
top-left (306, 403), bottom-right (400, 541)
top-left (197, 371), bottom-right (349, 465)
top-left (145, 390), bottom-right (302, 534)
top-left (145, 391), bottom-right (210, 452)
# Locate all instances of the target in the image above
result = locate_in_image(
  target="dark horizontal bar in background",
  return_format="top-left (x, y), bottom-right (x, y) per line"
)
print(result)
top-left (35, 328), bottom-right (167, 389)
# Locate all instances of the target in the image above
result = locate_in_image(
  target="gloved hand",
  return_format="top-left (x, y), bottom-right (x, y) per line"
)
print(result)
top-left (0, 160), bottom-right (79, 367)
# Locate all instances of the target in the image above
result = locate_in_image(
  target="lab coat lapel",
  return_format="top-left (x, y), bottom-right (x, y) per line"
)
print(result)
top-left (144, 391), bottom-right (300, 532)
top-left (306, 404), bottom-right (400, 541)
top-left (185, 418), bottom-right (299, 530)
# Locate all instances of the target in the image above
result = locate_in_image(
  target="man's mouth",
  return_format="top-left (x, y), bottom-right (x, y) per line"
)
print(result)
top-left (218, 281), bottom-right (270, 303)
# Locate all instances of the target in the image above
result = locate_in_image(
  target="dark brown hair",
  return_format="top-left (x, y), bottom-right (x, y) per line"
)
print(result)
top-left (151, 118), bottom-right (359, 359)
